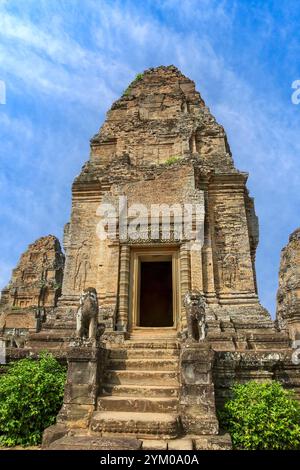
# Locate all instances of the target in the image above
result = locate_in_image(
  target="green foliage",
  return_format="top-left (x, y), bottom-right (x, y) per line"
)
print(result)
top-left (219, 380), bottom-right (300, 450)
top-left (51, 280), bottom-right (62, 290)
top-left (123, 88), bottom-right (130, 96)
top-left (0, 353), bottom-right (66, 447)
top-left (123, 72), bottom-right (144, 96)
top-left (134, 73), bottom-right (144, 82)
top-left (164, 156), bottom-right (180, 165)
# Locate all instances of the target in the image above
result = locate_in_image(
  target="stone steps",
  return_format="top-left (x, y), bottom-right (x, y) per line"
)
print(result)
top-left (101, 383), bottom-right (179, 398)
top-left (90, 411), bottom-right (181, 439)
top-left (109, 348), bottom-right (180, 359)
top-left (129, 328), bottom-right (177, 340)
top-left (98, 396), bottom-right (178, 413)
top-left (104, 369), bottom-right (178, 385)
top-left (46, 434), bottom-right (198, 450)
top-left (47, 435), bottom-right (142, 450)
top-left (43, 322), bottom-right (75, 330)
top-left (94, 339), bottom-right (181, 439)
top-left (108, 358), bottom-right (178, 371)
top-left (129, 335), bottom-right (178, 343)
top-left (108, 340), bottom-right (179, 350)
top-left (27, 341), bottom-right (65, 350)
top-left (28, 332), bottom-right (66, 342)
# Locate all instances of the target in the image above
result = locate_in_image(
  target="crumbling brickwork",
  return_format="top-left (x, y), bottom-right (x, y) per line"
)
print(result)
top-left (276, 228), bottom-right (300, 339)
top-left (0, 235), bottom-right (64, 343)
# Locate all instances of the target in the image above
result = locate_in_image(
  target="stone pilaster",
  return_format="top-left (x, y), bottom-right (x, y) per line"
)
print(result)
top-left (208, 174), bottom-right (258, 305)
top-left (117, 245), bottom-right (130, 331)
top-left (180, 242), bottom-right (191, 329)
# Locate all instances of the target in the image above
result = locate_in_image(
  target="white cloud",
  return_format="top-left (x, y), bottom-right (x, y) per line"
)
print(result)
top-left (0, 0), bottom-right (299, 317)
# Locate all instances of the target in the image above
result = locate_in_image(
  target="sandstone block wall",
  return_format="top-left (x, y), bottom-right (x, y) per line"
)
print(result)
top-left (0, 235), bottom-right (64, 339)
top-left (276, 228), bottom-right (300, 339)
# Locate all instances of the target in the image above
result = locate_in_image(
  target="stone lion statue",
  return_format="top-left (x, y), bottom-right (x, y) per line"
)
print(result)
top-left (183, 290), bottom-right (207, 342)
top-left (76, 287), bottom-right (99, 339)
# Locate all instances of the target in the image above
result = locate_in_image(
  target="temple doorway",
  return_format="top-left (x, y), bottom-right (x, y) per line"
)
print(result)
top-left (139, 261), bottom-right (173, 327)
top-left (130, 248), bottom-right (179, 331)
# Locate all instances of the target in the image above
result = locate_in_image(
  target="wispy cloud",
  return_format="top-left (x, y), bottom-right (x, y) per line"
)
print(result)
top-left (0, 0), bottom-right (299, 315)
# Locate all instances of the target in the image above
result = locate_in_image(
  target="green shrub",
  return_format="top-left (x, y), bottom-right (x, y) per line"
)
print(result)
top-left (123, 88), bottom-right (130, 96)
top-left (123, 72), bottom-right (144, 96)
top-left (219, 380), bottom-right (300, 450)
top-left (164, 156), bottom-right (180, 165)
top-left (0, 353), bottom-right (66, 447)
top-left (134, 73), bottom-right (144, 82)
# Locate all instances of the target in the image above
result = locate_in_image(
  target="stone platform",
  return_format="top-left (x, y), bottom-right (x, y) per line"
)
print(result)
top-left (46, 433), bottom-right (231, 450)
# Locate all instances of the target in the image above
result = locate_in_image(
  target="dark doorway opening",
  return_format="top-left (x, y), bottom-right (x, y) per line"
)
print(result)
top-left (139, 261), bottom-right (173, 327)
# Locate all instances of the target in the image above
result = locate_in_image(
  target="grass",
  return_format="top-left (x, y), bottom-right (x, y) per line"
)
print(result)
top-left (123, 72), bottom-right (144, 96)
top-left (164, 156), bottom-right (181, 165)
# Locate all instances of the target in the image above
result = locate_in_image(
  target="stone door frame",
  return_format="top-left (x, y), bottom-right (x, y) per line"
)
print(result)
top-left (129, 247), bottom-right (180, 333)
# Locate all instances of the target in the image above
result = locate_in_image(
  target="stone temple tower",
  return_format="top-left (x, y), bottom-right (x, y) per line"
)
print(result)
top-left (2, 66), bottom-right (299, 449)
top-left (57, 65), bottom-right (264, 334)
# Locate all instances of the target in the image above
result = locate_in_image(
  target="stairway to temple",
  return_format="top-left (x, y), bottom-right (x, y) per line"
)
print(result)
top-left (26, 296), bottom-right (79, 352)
top-left (90, 339), bottom-right (182, 439)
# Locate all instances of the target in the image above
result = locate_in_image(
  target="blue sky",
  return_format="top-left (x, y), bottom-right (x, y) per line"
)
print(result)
top-left (0, 0), bottom-right (299, 317)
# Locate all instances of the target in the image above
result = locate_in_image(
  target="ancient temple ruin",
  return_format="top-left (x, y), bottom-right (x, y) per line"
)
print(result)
top-left (276, 228), bottom-right (300, 340)
top-left (0, 235), bottom-right (64, 347)
top-left (1, 66), bottom-right (299, 450)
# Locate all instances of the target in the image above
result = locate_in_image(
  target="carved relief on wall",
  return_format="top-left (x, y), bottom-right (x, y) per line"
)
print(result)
top-left (73, 240), bottom-right (91, 291)
top-left (41, 252), bottom-right (49, 282)
top-left (221, 253), bottom-right (238, 289)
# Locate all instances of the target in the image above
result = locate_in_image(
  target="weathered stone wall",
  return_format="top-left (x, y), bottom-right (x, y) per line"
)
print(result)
top-left (208, 175), bottom-right (258, 303)
top-left (213, 350), bottom-right (300, 407)
top-left (0, 235), bottom-right (64, 342)
top-left (62, 192), bottom-right (103, 297)
top-left (276, 228), bottom-right (300, 339)
top-left (90, 66), bottom-right (234, 170)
